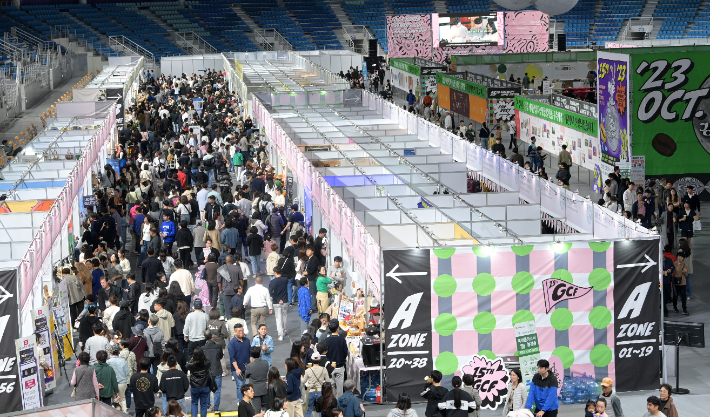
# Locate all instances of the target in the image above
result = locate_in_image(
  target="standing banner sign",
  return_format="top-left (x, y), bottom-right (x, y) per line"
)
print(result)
top-left (613, 239), bottom-right (660, 391)
top-left (15, 336), bottom-right (42, 410)
top-left (0, 270), bottom-right (22, 412)
top-left (514, 321), bottom-right (541, 388)
top-left (632, 50), bottom-right (710, 191)
top-left (32, 306), bottom-right (57, 390)
top-left (598, 52), bottom-right (631, 165)
top-left (383, 249), bottom-right (433, 402)
top-left (106, 88), bottom-right (124, 130)
top-left (193, 98), bottom-right (203, 117)
top-left (630, 155), bottom-right (645, 182)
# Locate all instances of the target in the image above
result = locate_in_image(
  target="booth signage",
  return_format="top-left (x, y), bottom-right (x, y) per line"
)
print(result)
top-left (32, 306), bottom-right (56, 390)
top-left (613, 239), bottom-right (660, 391)
top-left (15, 336), bottom-right (42, 410)
top-left (390, 58), bottom-right (421, 76)
top-left (515, 95), bottom-right (598, 136)
top-left (82, 195), bottom-right (97, 208)
top-left (630, 155), bottom-right (645, 182)
top-left (105, 88), bottom-right (124, 130)
top-left (0, 270), bottom-right (21, 412)
top-left (514, 321), bottom-right (541, 388)
top-left (437, 73), bottom-right (487, 98)
top-left (551, 94), bottom-right (598, 119)
top-left (488, 88), bottom-right (520, 99)
top-left (383, 249), bottom-right (433, 402)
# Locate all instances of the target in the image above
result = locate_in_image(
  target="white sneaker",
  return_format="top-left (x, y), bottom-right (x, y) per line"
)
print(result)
top-left (232, 375), bottom-right (235, 381)
top-left (278, 336), bottom-right (283, 341)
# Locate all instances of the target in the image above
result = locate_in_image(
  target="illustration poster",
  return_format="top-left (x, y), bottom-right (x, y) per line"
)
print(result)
top-left (598, 52), bottom-right (630, 165)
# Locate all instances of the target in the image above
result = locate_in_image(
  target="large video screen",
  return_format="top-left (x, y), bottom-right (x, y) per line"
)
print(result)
top-left (437, 14), bottom-right (501, 45)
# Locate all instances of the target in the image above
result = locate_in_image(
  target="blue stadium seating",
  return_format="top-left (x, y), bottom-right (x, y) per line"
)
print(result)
top-left (654, 0), bottom-right (700, 40)
top-left (341, 0), bottom-right (388, 52)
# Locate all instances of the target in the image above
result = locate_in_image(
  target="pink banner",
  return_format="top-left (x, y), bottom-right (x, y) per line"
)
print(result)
top-left (330, 194), bottom-right (341, 232)
top-left (341, 210), bottom-right (353, 247)
top-left (387, 14), bottom-right (432, 59)
top-left (542, 278), bottom-right (593, 313)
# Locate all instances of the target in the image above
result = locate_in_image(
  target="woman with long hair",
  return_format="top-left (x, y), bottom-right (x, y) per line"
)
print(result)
top-left (187, 347), bottom-right (212, 417)
top-left (668, 188), bottom-right (681, 214)
top-left (266, 367), bottom-right (288, 410)
top-left (265, 396), bottom-right (289, 417)
top-left (501, 369), bottom-right (526, 417)
top-left (438, 375), bottom-right (475, 417)
top-left (166, 399), bottom-right (186, 417)
top-left (387, 393), bottom-right (418, 417)
top-left (166, 338), bottom-right (186, 372)
top-left (289, 341), bottom-right (305, 369)
top-left (316, 382), bottom-right (337, 417)
top-left (285, 358), bottom-right (304, 417)
top-left (173, 301), bottom-right (189, 356)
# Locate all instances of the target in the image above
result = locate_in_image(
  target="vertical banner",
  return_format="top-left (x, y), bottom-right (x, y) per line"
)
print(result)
top-left (15, 336), bottom-right (42, 410)
top-left (383, 249), bottom-right (433, 402)
top-left (193, 97), bottom-right (203, 116)
top-left (514, 321), bottom-right (541, 388)
top-left (106, 88), bottom-right (124, 130)
top-left (0, 270), bottom-right (21, 412)
top-left (32, 306), bottom-right (56, 390)
top-left (597, 52), bottom-right (630, 165)
top-left (613, 239), bottom-right (660, 391)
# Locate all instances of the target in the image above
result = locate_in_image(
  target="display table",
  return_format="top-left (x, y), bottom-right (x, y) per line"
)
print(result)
top-left (348, 354), bottom-right (380, 391)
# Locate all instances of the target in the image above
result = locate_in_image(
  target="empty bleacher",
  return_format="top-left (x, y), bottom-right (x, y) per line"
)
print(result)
top-left (341, 0), bottom-right (388, 52)
top-left (237, 0), bottom-right (315, 50)
top-left (283, 0), bottom-right (343, 50)
top-left (654, 0), bottom-right (701, 40)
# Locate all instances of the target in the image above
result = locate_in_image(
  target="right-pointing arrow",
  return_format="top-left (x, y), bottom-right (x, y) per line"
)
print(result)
top-left (616, 254), bottom-right (658, 273)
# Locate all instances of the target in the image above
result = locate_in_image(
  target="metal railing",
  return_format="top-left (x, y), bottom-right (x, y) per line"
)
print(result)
top-left (252, 29), bottom-right (292, 51)
top-left (340, 25), bottom-right (381, 55)
top-left (621, 17), bottom-right (654, 40)
top-left (174, 32), bottom-right (218, 55)
top-left (109, 35), bottom-right (156, 69)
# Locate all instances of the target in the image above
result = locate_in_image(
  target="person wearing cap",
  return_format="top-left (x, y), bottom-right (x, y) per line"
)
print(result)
top-left (598, 377), bottom-right (624, 417)
top-left (184, 299), bottom-right (209, 356)
top-left (108, 345), bottom-right (130, 411)
top-left (228, 323), bottom-right (251, 401)
top-left (304, 350), bottom-right (331, 416)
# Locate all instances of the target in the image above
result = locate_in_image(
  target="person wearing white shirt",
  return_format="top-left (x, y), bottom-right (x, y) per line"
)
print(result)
top-left (197, 184), bottom-right (209, 218)
top-left (243, 276), bottom-right (273, 335)
top-left (622, 183), bottom-right (636, 212)
top-left (169, 262), bottom-right (195, 305)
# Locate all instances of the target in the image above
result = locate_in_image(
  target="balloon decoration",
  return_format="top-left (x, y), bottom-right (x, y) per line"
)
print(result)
top-left (587, 61), bottom-right (597, 70)
top-left (489, 64), bottom-right (499, 73)
top-left (498, 64), bottom-right (508, 74)
top-left (533, 0), bottom-right (579, 16)
top-left (493, 0), bottom-right (535, 10)
top-left (525, 63), bottom-right (544, 79)
top-left (498, 74), bottom-right (507, 80)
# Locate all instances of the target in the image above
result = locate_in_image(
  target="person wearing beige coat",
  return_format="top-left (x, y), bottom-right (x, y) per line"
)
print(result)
top-left (501, 369), bottom-right (528, 417)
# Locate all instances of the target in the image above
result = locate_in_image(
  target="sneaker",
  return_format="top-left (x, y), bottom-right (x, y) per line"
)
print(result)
top-left (278, 336), bottom-right (283, 341)
top-left (683, 311), bottom-right (689, 315)
top-left (208, 406), bottom-right (213, 412)
top-left (232, 375), bottom-right (235, 381)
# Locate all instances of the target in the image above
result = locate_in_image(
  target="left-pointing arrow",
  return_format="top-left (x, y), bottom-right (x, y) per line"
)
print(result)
top-left (386, 264), bottom-right (427, 284)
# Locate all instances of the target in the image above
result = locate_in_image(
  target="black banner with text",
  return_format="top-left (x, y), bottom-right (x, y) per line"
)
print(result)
top-left (613, 239), bottom-right (660, 392)
top-left (106, 88), bottom-right (124, 130)
top-left (383, 249), bottom-right (433, 402)
top-left (0, 270), bottom-right (21, 412)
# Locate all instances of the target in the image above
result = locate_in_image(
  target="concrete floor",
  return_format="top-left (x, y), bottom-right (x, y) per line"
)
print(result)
top-left (35, 95), bottom-right (710, 417)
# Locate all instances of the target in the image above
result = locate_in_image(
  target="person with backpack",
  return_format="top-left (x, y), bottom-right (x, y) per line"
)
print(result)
top-left (264, 208), bottom-right (284, 252)
top-left (202, 151), bottom-right (216, 186)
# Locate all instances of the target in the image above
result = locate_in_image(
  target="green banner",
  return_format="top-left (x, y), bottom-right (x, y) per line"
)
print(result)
top-left (436, 72), bottom-right (487, 99)
top-left (514, 95), bottom-right (598, 136)
top-left (390, 58), bottom-right (420, 76)
top-left (632, 51), bottom-right (710, 176)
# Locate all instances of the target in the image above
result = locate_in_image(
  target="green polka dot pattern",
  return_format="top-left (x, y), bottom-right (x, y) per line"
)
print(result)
top-left (472, 273), bottom-right (496, 296)
top-left (589, 306), bottom-right (612, 329)
top-left (472, 311), bottom-right (496, 334)
top-left (433, 274), bottom-right (457, 298)
top-left (512, 271), bottom-right (535, 294)
top-left (434, 313), bottom-right (457, 336)
top-left (550, 307), bottom-right (574, 331)
top-left (552, 346), bottom-right (575, 369)
top-left (588, 268), bottom-right (612, 291)
top-left (435, 352), bottom-right (459, 375)
top-left (590, 344), bottom-right (613, 367)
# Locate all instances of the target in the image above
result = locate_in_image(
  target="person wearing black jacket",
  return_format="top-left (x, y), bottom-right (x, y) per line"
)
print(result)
top-left (313, 228), bottom-right (327, 266)
top-left (130, 358), bottom-right (159, 417)
top-left (142, 247), bottom-right (165, 284)
top-left (247, 227), bottom-right (264, 271)
top-left (304, 246), bottom-right (320, 311)
top-left (187, 346), bottom-right (212, 417)
top-left (113, 300), bottom-right (136, 340)
top-left (175, 221), bottom-right (194, 269)
top-left (269, 265), bottom-right (289, 340)
top-left (437, 376), bottom-right (475, 417)
top-left (97, 277), bottom-right (121, 312)
top-left (266, 367), bottom-right (288, 411)
top-left (422, 370), bottom-right (448, 417)
top-left (159, 356), bottom-right (189, 412)
top-left (202, 331), bottom-right (224, 412)
top-left (126, 274), bottom-right (142, 313)
top-left (205, 196), bottom-right (221, 222)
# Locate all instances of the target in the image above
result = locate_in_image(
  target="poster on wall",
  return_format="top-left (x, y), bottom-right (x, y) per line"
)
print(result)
top-left (105, 88), bottom-right (124, 130)
top-left (383, 241), bottom-right (661, 396)
top-left (383, 249), bottom-right (433, 402)
top-left (15, 336), bottom-right (42, 410)
top-left (632, 50), bottom-right (710, 199)
top-left (598, 52), bottom-right (630, 165)
top-left (0, 270), bottom-right (22, 412)
top-left (32, 306), bottom-right (57, 390)
top-left (387, 14), bottom-right (432, 59)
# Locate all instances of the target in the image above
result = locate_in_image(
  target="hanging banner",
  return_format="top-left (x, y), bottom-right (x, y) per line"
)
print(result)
top-left (613, 239), bottom-right (660, 391)
top-left (15, 336), bottom-right (42, 410)
top-left (630, 155), bottom-right (645, 182)
top-left (105, 88), bottom-right (124, 130)
top-left (383, 249), bottom-right (433, 402)
top-left (0, 270), bottom-right (21, 412)
top-left (32, 306), bottom-right (57, 390)
top-left (631, 50), bottom-right (710, 197)
top-left (598, 52), bottom-right (630, 165)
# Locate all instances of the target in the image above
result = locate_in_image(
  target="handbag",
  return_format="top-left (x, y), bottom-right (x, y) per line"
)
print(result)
top-left (208, 369), bottom-right (218, 393)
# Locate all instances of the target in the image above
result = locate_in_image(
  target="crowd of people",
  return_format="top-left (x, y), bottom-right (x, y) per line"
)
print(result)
top-left (62, 68), bottom-right (363, 417)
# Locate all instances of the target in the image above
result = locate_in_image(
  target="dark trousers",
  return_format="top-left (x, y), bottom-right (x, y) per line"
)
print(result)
top-left (100, 397), bottom-right (112, 405)
top-left (179, 248), bottom-right (192, 269)
top-left (309, 280), bottom-right (318, 311)
top-left (673, 284), bottom-right (687, 312)
top-left (164, 242), bottom-right (173, 254)
top-left (208, 282), bottom-right (219, 308)
top-left (663, 284), bottom-right (673, 315)
top-left (150, 356), bottom-right (161, 375)
top-left (70, 301), bottom-right (84, 324)
top-left (136, 409), bottom-right (148, 417)
top-left (187, 339), bottom-right (206, 357)
top-left (195, 247), bottom-right (205, 267)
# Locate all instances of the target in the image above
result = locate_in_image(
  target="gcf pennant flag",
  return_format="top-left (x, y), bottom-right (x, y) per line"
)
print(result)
top-left (542, 278), bottom-right (593, 313)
